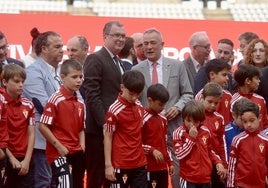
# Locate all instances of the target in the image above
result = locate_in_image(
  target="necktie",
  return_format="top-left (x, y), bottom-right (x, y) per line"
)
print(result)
top-left (152, 62), bottom-right (158, 84)
top-left (113, 56), bottom-right (122, 74)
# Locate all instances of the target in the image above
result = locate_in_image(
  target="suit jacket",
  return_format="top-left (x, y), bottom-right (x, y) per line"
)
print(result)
top-left (6, 57), bottom-right (25, 68)
top-left (83, 47), bottom-right (122, 135)
top-left (132, 57), bottom-right (193, 137)
top-left (183, 56), bottom-right (197, 91)
top-left (23, 57), bottom-right (60, 149)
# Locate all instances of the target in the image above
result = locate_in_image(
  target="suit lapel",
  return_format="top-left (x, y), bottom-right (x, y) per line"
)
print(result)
top-left (141, 60), bottom-right (151, 88)
top-left (162, 58), bottom-right (171, 88)
top-left (186, 58), bottom-right (197, 77)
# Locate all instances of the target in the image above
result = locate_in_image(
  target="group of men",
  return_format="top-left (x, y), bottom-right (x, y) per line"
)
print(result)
top-left (0, 20), bottom-right (259, 188)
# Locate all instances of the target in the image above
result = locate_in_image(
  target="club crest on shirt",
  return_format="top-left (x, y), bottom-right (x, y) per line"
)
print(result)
top-left (151, 180), bottom-right (157, 188)
top-left (78, 107), bottom-right (82, 117)
top-left (215, 121), bottom-right (219, 130)
top-left (22, 109), bottom-right (28, 118)
top-left (202, 136), bottom-right (207, 145)
top-left (258, 103), bottom-right (261, 111)
top-left (259, 143), bottom-right (264, 153)
top-left (225, 99), bottom-right (229, 108)
top-left (122, 174), bottom-right (128, 184)
top-left (138, 109), bottom-right (142, 118)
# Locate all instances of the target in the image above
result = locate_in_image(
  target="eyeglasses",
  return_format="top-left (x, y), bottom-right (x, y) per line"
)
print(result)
top-left (106, 33), bottom-right (126, 39)
top-left (0, 44), bottom-right (8, 51)
top-left (196, 45), bottom-right (211, 51)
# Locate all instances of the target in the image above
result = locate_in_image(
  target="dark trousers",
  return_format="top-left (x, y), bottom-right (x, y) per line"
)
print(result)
top-left (147, 170), bottom-right (168, 188)
top-left (4, 157), bottom-right (35, 188)
top-left (86, 133), bottom-right (108, 188)
top-left (180, 177), bottom-right (211, 188)
top-left (50, 151), bottom-right (85, 188)
top-left (110, 166), bottom-right (147, 188)
top-left (211, 165), bottom-right (225, 188)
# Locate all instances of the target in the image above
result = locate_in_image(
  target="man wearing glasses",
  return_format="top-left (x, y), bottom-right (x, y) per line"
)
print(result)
top-left (183, 31), bottom-right (211, 91)
top-left (0, 31), bottom-right (24, 68)
top-left (83, 21), bottom-right (126, 188)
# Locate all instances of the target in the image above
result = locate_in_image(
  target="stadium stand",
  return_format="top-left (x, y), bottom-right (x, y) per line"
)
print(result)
top-left (0, 0), bottom-right (268, 22)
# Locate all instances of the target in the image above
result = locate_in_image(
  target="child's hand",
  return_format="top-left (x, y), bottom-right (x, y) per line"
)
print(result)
top-left (189, 126), bottom-right (198, 138)
top-left (216, 163), bottom-right (227, 179)
top-left (56, 142), bottom-right (69, 156)
top-left (105, 166), bottom-right (116, 181)
top-left (152, 149), bottom-right (164, 163)
top-left (18, 159), bottom-right (30, 176)
top-left (168, 165), bottom-right (175, 176)
top-left (9, 157), bottom-right (21, 170)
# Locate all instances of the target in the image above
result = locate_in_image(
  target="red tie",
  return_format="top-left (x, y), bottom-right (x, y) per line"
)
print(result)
top-left (152, 62), bottom-right (158, 84)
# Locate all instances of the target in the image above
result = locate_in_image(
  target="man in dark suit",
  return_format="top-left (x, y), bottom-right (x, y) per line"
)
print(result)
top-left (183, 31), bottom-right (211, 91)
top-left (83, 21), bottom-right (126, 188)
top-left (0, 31), bottom-right (24, 68)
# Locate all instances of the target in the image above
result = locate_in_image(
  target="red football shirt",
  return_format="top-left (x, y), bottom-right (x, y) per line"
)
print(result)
top-left (4, 93), bottom-right (35, 157)
top-left (105, 93), bottom-right (147, 169)
top-left (40, 86), bottom-right (84, 164)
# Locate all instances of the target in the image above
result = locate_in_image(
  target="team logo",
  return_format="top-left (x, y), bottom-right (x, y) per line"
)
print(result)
top-left (22, 109), bottom-right (28, 118)
top-left (138, 109), bottom-right (142, 118)
top-left (202, 136), bottom-right (207, 145)
top-left (215, 121), bottom-right (219, 130)
top-left (122, 174), bottom-right (128, 184)
top-left (259, 143), bottom-right (264, 153)
top-left (78, 107), bottom-right (82, 117)
top-left (46, 107), bottom-right (52, 112)
top-left (225, 99), bottom-right (229, 108)
top-left (258, 104), bottom-right (261, 111)
top-left (151, 180), bottom-right (157, 188)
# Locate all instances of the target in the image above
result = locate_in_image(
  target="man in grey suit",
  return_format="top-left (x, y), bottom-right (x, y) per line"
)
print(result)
top-left (23, 31), bottom-right (64, 188)
top-left (183, 31), bottom-right (211, 91)
top-left (132, 28), bottom-right (193, 188)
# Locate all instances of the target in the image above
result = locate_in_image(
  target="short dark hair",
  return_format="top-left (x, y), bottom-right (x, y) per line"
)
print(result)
top-left (103, 21), bottom-right (124, 35)
top-left (232, 97), bottom-right (251, 115)
top-left (60, 59), bottom-right (82, 75)
top-left (234, 64), bottom-right (260, 86)
top-left (3, 64), bottom-right (26, 81)
top-left (147, 83), bottom-right (169, 103)
top-left (118, 37), bottom-right (134, 58)
top-left (239, 100), bottom-right (260, 118)
top-left (35, 31), bottom-right (60, 56)
top-left (202, 82), bottom-right (223, 98)
top-left (182, 100), bottom-right (206, 122)
top-left (122, 70), bottom-right (145, 93)
top-left (238, 32), bottom-right (259, 44)
top-left (218, 38), bottom-right (234, 48)
top-left (205, 58), bottom-right (231, 79)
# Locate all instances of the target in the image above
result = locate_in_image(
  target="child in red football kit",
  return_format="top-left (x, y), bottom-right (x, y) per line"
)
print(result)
top-left (0, 64), bottom-right (8, 187)
top-left (195, 58), bottom-right (232, 126)
top-left (227, 101), bottom-right (268, 188)
top-left (142, 83), bottom-right (174, 188)
top-left (173, 100), bottom-right (225, 188)
top-left (104, 70), bottom-right (147, 188)
top-left (2, 64), bottom-right (35, 187)
top-left (231, 64), bottom-right (268, 130)
top-left (39, 59), bottom-right (85, 188)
